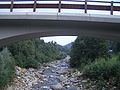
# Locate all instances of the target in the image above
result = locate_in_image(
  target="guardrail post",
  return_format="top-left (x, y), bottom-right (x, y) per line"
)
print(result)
top-left (33, 0), bottom-right (37, 12)
top-left (10, 0), bottom-right (14, 12)
top-left (111, 1), bottom-right (113, 15)
top-left (58, 0), bottom-right (61, 13)
top-left (85, 0), bottom-right (87, 13)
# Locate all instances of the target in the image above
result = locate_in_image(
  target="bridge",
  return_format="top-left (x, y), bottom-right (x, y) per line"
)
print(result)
top-left (0, 0), bottom-right (120, 46)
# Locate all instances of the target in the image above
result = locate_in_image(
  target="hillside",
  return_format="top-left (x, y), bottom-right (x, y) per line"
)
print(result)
top-left (63, 42), bottom-right (73, 49)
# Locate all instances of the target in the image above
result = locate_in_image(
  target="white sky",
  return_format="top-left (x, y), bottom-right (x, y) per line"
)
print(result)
top-left (0, 0), bottom-right (119, 45)
top-left (41, 36), bottom-right (77, 46)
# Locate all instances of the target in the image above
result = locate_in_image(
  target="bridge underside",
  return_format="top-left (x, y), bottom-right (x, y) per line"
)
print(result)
top-left (0, 13), bottom-right (120, 46)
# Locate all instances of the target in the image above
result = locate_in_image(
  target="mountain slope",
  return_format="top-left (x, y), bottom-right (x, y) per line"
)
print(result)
top-left (64, 42), bottom-right (73, 49)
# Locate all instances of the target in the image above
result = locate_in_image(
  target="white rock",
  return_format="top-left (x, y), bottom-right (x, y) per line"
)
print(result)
top-left (41, 86), bottom-right (50, 89)
top-left (51, 83), bottom-right (63, 90)
top-left (35, 72), bottom-right (42, 79)
top-left (29, 68), bottom-right (35, 72)
top-left (81, 80), bottom-right (87, 83)
top-left (49, 75), bottom-right (54, 78)
top-left (77, 72), bottom-right (83, 76)
top-left (60, 75), bottom-right (68, 81)
top-left (43, 78), bottom-right (48, 81)
top-left (7, 86), bottom-right (14, 90)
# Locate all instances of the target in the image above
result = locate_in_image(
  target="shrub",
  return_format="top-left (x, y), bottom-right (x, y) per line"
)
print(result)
top-left (0, 48), bottom-right (15, 89)
top-left (83, 56), bottom-right (120, 88)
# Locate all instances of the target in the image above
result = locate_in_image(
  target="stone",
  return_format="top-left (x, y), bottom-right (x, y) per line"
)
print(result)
top-left (21, 68), bottom-right (27, 74)
top-left (50, 83), bottom-right (63, 90)
top-left (15, 70), bottom-right (21, 76)
top-left (67, 86), bottom-right (78, 90)
top-left (46, 66), bottom-right (50, 69)
top-left (7, 86), bottom-right (14, 90)
top-left (66, 85), bottom-right (71, 88)
top-left (77, 72), bottom-right (83, 76)
top-left (29, 68), bottom-right (35, 72)
top-left (64, 81), bottom-right (70, 86)
top-left (41, 86), bottom-right (51, 90)
top-left (51, 69), bottom-right (55, 73)
top-left (15, 66), bottom-right (22, 75)
top-left (16, 66), bottom-right (21, 71)
top-left (43, 78), bottom-right (48, 81)
top-left (38, 70), bottom-right (43, 74)
top-left (70, 78), bottom-right (75, 82)
top-left (57, 69), bottom-right (68, 74)
top-left (49, 75), bottom-right (54, 78)
top-left (81, 80), bottom-right (88, 83)
top-left (35, 72), bottom-right (42, 79)
top-left (60, 75), bottom-right (67, 81)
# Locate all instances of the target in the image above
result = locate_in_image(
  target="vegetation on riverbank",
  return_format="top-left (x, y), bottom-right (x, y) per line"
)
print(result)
top-left (8, 38), bottom-right (66, 68)
top-left (70, 36), bottom-right (120, 89)
top-left (83, 56), bottom-right (120, 89)
top-left (0, 38), bottom-right (67, 89)
top-left (0, 48), bottom-right (15, 89)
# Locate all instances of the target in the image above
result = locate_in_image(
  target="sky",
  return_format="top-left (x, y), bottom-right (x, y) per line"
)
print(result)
top-left (0, 0), bottom-right (119, 45)
top-left (41, 36), bottom-right (77, 46)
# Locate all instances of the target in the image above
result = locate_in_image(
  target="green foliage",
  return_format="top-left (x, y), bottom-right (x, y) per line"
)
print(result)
top-left (8, 38), bottom-right (66, 68)
top-left (95, 78), bottom-right (107, 90)
top-left (83, 56), bottom-right (120, 89)
top-left (109, 41), bottom-right (120, 54)
top-left (8, 39), bottom-right (38, 68)
top-left (83, 57), bottom-right (118, 79)
top-left (70, 36), bottom-right (108, 68)
top-left (0, 48), bottom-right (15, 89)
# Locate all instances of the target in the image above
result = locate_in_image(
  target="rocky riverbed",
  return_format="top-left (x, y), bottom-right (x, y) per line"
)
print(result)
top-left (7, 56), bottom-right (96, 90)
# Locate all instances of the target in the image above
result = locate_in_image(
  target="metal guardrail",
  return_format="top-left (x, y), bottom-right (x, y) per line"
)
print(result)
top-left (0, 0), bottom-right (120, 15)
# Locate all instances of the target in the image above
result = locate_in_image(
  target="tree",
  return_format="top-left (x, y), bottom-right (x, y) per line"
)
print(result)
top-left (8, 38), bottom-right (66, 68)
top-left (110, 41), bottom-right (120, 54)
top-left (70, 36), bottom-right (108, 68)
top-left (0, 48), bottom-right (15, 89)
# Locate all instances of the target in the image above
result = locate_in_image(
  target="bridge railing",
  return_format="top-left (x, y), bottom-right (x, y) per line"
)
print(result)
top-left (0, 0), bottom-right (120, 15)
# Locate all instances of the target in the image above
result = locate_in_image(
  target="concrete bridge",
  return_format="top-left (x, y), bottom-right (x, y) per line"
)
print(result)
top-left (0, 0), bottom-right (120, 46)
top-left (0, 12), bottom-right (120, 46)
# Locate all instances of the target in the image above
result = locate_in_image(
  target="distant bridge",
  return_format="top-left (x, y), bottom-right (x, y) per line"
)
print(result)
top-left (0, 0), bottom-right (120, 46)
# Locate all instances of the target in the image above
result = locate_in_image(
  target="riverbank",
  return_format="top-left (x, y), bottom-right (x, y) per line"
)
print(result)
top-left (7, 56), bottom-right (97, 90)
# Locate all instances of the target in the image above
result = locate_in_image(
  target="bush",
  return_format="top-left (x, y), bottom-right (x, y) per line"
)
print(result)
top-left (0, 48), bottom-right (15, 89)
top-left (83, 56), bottom-right (120, 89)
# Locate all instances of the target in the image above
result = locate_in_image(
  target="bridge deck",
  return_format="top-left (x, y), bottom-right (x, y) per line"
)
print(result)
top-left (0, 12), bottom-right (120, 23)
